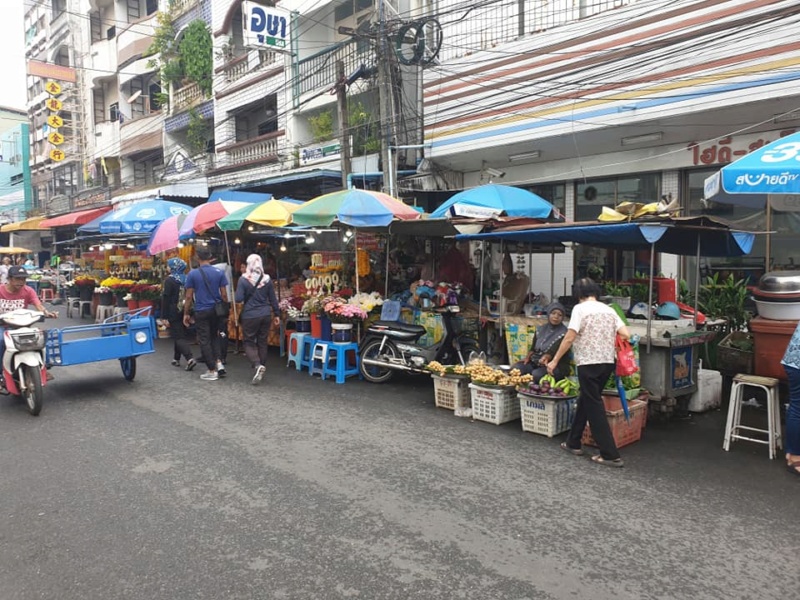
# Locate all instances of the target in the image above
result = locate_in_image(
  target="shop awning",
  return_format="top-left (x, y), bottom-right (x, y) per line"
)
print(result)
top-left (112, 178), bottom-right (208, 204)
top-left (39, 206), bottom-right (113, 228)
top-left (456, 217), bottom-right (756, 257)
top-left (0, 216), bottom-right (47, 232)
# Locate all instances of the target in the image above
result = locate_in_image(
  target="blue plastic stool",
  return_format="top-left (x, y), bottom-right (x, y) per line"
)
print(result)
top-left (300, 335), bottom-right (319, 371)
top-left (287, 332), bottom-right (307, 370)
top-left (309, 341), bottom-right (330, 377)
top-left (322, 342), bottom-right (360, 384)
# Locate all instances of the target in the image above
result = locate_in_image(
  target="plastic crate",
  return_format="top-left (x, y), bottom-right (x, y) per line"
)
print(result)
top-left (717, 331), bottom-right (754, 375)
top-left (519, 394), bottom-right (578, 438)
top-left (432, 374), bottom-right (471, 411)
top-left (582, 398), bottom-right (648, 449)
top-left (469, 383), bottom-right (520, 425)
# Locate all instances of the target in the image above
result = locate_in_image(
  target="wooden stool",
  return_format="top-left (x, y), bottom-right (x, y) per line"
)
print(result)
top-left (723, 374), bottom-right (783, 459)
top-left (321, 342), bottom-right (360, 384)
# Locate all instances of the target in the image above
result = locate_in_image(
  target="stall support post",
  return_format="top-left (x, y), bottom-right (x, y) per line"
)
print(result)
top-left (550, 246), bottom-right (555, 300)
top-left (693, 236), bottom-right (701, 329)
top-left (354, 228), bottom-right (360, 295)
top-left (223, 231), bottom-right (241, 354)
top-left (646, 242), bottom-right (655, 354)
top-left (478, 241), bottom-right (485, 320)
top-left (384, 231), bottom-right (390, 298)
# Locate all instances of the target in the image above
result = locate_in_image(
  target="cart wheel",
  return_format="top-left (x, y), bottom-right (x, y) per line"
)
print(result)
top-left (120, 357), bottom-right (137, 381)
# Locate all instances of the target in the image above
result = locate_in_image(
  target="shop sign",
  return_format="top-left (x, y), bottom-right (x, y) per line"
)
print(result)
top-left (688, 130), bottom-right (798, 166)
top-left (242, 1), bottom-right (290, 49)
top-left (300, 142), bottom-right (341, 165)
top-left (49, 148), bottom-right (66, 162)
top-left (45, 80), bottom-right (62, 95)
top-left (670, 345), bottom-right (693, 390)
top-left (48, 131), bottom-right (64, 145)
top-left (45, 97), bottom-right (62, 112)
top-left (449, 203), bottom-right (501, 219)
top-left (47, 114), bottom-right (63, 129)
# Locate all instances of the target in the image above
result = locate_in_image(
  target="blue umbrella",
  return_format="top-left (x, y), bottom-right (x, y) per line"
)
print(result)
top-left (430, 184), bottom-right (557, 219)
top-left (92, 199), bottom-right (192, 235)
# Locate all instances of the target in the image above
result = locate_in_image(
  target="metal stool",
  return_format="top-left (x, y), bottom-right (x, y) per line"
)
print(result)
top-left (287, 332), bottom-right (307, 370)
top-left (309, 341), bottom-right (330, 377)
top-left (95, 304), bottom-right (115, 323)
top-left (723, 374), bottom-right (783, 459)
top-left (39, 287), bottom-right (55, 302)
top-left (321, 342), bottom-right (360, 384)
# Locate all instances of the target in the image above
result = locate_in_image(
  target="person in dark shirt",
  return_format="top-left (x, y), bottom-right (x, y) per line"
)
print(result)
top-left (160, 258), bottom-right (196, 371)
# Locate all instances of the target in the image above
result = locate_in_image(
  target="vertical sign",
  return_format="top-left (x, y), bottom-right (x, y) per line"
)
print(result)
top-left (242, 1), bottom-right (290, 49)
top-left (45, 80), bottom-right (67, 162)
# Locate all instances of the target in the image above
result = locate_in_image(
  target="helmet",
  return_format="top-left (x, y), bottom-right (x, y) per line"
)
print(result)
top-left (656, 301), bottom-right (681, 320)
top-left (629, 302), bottom-right (650, 319)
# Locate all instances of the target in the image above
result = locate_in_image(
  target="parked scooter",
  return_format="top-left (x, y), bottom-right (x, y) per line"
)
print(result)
top-left (359, 305), bottom-right (480, 383)
top-left (0, 309), bottom-right (48, 416)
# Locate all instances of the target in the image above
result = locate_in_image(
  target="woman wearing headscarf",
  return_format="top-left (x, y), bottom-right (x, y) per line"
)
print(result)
top-left (512, 302), bottom-right (570, 382)
top-left (235, 253), bottom-right (280, 385)
top-left (160, 258), bottom-right (196, 371)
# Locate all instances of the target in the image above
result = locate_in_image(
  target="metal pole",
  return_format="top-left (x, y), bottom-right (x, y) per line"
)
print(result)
top-left (766, 196), bottom-right (772, 271)
top-left (223, 231), bottom-right (240, 353)
top-left (354, 228), bottom-right (359, 295)
top-left (694, 235), bottom-right (701, 329)
top-left (550, 246), bottom-right (555, 300)
top-left (646, 242), bottom-right (655, 354)
top-left (384, 229), bottom-right (390, 298)
top-left (478, 241), bottom-right (485, 320)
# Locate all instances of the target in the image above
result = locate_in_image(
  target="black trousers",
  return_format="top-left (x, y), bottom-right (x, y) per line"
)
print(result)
top-left (194, 309), bottom-right (221, 371)
top-left (168, 316), bottom-right (193, 362)
top-left (566, 362), bottom-right (620, 460)
top-left (241, 316), bottom-right (271, 368)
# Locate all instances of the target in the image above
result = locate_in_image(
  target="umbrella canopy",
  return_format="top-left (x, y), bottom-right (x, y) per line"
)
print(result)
top-left (208, 190), bottom-right (272, 203)
top-left (292, 189), bottom-right (422, 227)
top-left (40, 206), bottom-right (113, 228)
top-left (91, 199), bottom-right (192, 234)
top-left (430, 184), bottom-right (557, 219)
top-left (0, 246), bottom-right (33, 254)
top-left (0, 216), bottom-right (47, 233)
top-left (216, 198), bottom-right (303, 231)
top-left (178, 200), bottom-right (256, 236)
top-left (147, 213), bottom-right (188, 255)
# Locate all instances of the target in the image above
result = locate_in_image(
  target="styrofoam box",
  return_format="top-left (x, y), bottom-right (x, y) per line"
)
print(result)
top-left (688, 369), bottom-right (723, 412)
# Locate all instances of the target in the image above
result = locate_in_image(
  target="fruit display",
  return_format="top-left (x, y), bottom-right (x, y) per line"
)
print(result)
top-left (520, 375), bottom-right (579, 399)
top-left (427, 360), bottom-right (533, 388)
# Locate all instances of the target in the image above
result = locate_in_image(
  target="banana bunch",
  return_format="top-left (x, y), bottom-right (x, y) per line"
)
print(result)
top-left (554, 378), bottom-right (579, 395)
top-left (539, 374), bottom-right (557, 387)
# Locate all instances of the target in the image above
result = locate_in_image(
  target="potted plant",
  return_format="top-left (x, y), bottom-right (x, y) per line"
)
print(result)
top-left (94, 285), bottom-right (113, 306)
top-left (132, 283), bottom-right (161, 310)
top-left (103, 277), bottom-right (137, 307)
top-left (323, 297), bottom-right (367, 343)
top-left (280, 297), bottom-right (310, 331)
top-left (73, 276), bottom-right (98, 301)
top-left (303, 295), bottom-right (326, 338)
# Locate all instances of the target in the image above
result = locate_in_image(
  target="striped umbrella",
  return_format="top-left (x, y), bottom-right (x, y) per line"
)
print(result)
top-left (217, 198), bottom-right (303, 231)
top-left (147, 214), bottom-right (188, 255)
top-left (178, 200), bottom-right (253, 236)
top-left (291, 189), bottom-right (421, 227)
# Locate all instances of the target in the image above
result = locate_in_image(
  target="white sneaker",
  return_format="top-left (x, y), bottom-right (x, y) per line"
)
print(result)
top-left (251, 365), bottom-right (266, 385)
top-left (216, 361), bottom-right (227, 377)
top-left (200, 371), bottom-right (219, 381)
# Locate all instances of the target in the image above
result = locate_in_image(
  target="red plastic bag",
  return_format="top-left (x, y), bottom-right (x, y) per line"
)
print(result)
top-left (615, 336), bottom-right (639, 377)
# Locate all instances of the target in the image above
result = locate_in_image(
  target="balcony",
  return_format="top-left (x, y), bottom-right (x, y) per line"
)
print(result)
top-left (218, 49), bottom-right (281, 86)
top-left (173, 82), bottom-right (204, 113)
top-left (120, 112), bottom-right (163, 157)
top-left (296, 40), bottom-right (370, 99)
top-left (171, 0), bottom-right (199, 19)
top-left (90, 38), bottom-right (118, 80)
top-left (117, 13), bottom-right (158, 67)
top-left (215, 131), bottom-right (284, 171)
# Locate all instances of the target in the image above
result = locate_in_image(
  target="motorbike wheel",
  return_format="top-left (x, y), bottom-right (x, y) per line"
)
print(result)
top-left (120, 357), bottom-right (137, 381)
top-left (456, 338), bottom-right (481, 364)
top-left (21, 365), bottom-right (43, 416)
top-left (360, 339), bottom-right (397, 384)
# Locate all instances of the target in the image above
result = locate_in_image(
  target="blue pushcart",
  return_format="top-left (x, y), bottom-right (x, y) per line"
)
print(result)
top-left (45, 308), bottom-right (157, 380)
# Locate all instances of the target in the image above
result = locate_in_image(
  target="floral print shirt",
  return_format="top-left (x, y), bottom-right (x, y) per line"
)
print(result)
top-left (568, 300), bottom-right (625, 366)
top-left (781, 322), bottom-right (800, 369)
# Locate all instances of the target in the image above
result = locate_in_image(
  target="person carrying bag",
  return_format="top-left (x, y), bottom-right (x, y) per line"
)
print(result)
top-left (235, 254), bottom-right (280, 385)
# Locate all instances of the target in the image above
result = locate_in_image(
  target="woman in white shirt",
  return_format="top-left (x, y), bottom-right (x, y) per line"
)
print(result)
top-left (548, 278), bottom-right (631, 468)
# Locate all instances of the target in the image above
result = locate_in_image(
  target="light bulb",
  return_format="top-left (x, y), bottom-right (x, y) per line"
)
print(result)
top-left (305, 235), bottom-right (315, 244)
top-left (177, 242), bottom-right (184, 248)
top-left (234, 237), bottom-right (241, 244)
top-left (284, 232), bottom-right (291, 238)
top-left (345, 229), bottom-right (353, 238)
top-left (126, 243), bottom-right (134, 249)
top-left (104, 243), bottom-right (113, 250)
top-left (342, 236), bottom-right (348, 243)
top-left (247, 225), bottom-right (254, 231)
top-left (280, 243), bottom-right (287, 252)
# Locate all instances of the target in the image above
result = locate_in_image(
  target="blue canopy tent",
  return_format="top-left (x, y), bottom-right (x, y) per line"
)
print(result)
top-left (430, 184), bottom-right (559, 219)
top-left (207, 190), bottom-right (272, 203)
top-left (457, 216), bottom-right (757, 344)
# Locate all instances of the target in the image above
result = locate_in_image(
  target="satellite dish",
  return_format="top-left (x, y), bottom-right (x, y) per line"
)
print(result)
top-left (127, 90), bottom-right (142, 103)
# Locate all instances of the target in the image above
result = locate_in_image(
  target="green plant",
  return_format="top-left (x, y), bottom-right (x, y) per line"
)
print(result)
top-left (308, 109), bottom-right (334, 143)
top-left (179, 20), bottom-right (213, 96)
top-left (678, 278), bottom-right (695, 305)
top-left (187, 108), bottom-right (210, 155)
top-left (145, 12), bottom-right (180, 80)
top-left (698, 273), bottom-right (750, 333)
top-left (603, 282), bottom-right (631, 297)
top-left (348, 100), bottom-right (380, 155)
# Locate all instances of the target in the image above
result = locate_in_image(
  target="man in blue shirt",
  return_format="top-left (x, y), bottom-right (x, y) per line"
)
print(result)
top-left (183, 247), bottom-right (229, 381)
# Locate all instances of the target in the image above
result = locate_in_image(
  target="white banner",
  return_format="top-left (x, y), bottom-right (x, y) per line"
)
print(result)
top-left (242, 1), bottom-right (290, 49)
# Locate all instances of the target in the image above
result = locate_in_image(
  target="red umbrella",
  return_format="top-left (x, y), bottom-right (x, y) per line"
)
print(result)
top-left (147, 214), bottom-right (187, 255)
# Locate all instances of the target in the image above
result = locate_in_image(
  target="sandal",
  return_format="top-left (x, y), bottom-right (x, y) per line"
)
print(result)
top-left (560, 442), bottom-right (584, 456)
top-left (591, 454), bottom-right (624, 468)
top-left (786, 460), bottom-right (800, 477)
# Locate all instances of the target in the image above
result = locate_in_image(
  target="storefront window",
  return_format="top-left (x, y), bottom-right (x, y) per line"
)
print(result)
top-left (572, 174), bottom-right (661, 282)
top-left (521, 183), bottom-right (566, 216)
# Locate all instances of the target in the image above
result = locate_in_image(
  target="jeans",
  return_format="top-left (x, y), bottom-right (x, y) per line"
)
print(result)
top-left (241, 316), bottom-right (271, 369)
top-left (784, 365), bottom-right (800, 456)
top-left (566, 362), bottom-right (620, 460)
top-left (194, 309), bottom-right (221, 371)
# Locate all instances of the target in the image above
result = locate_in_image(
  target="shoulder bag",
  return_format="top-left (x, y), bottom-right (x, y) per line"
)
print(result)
top-left (615, 335), bottom-right (638, 377)
top-left (198, 265), bottom-right (230, 318)
top-left (238, 274), bottom-right (263, 324)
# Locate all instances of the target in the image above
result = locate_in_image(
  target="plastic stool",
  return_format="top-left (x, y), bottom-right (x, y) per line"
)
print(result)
top-left (66, 298), bottom-right (91, 318)
top-left (723, 374), bottom-right (783, 459)
top-left (281, 327), bottom-right (295, 358)
top-left (287, 332), bottom-right (307, 370)
top-left (309, 341), bottom-right (330, 377)
top-left (321, 342), bottom-right (360, 384)
top-left (39, 287), bottom-right (55, 302)
top-left (300, 335), bottom-right (317, 371)
top-left (95, 304), bottom-right (115, 323)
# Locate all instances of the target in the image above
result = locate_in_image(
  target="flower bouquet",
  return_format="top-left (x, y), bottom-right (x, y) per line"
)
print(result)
top-left (131, 283), bottom-right (161, 301)
top-left (279, 296), bottom-right (308, 320)
top-left (323, 297), bottom-right (368, 324)
top-left (73, 275), bottom-right (98, 289)
top-left (348, 291), bottom-right (384, 314)
top-left (302, 294), bottom-right (325, 315)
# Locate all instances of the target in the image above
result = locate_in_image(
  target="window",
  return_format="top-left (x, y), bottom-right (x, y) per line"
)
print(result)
top-left (109, 103), bottom-right (119, 122)
top-left (90, 12), bottom-right (102, 43)
top-left (93, 88), bottom-right (105, 125)
top-left (146, 0), bottom-right (158, 15)
top-left (149, 82), bottom-right (162, 111)
top-left (52, 0), bottom-right (66, 19)
top-left (107, 25), bottom-right (116, 40)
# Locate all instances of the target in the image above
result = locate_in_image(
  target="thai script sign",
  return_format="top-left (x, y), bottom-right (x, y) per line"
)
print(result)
top-left (242, 1), bottom-right (290, 49)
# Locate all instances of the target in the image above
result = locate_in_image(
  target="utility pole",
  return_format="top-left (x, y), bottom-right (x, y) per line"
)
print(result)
top-left (335, 60), bottom-right (351, 189)
top-left (376, 0), bottom-right (396, 196)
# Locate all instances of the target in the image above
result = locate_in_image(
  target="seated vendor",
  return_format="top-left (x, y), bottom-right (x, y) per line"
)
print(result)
top-left (512, 302), bottom-right (570, 382)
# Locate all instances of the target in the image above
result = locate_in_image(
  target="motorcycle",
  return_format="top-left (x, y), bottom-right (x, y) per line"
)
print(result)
top-left (0, 309), bottom-right (48, 416)
top-left (359, 305), bottom-right (480, 383)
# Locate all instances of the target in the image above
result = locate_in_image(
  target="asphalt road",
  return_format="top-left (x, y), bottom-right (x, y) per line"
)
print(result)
top-left (0, 314), bottom-right (798, 599)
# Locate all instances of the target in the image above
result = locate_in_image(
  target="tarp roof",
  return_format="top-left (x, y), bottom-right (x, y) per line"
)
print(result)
top-left (456, 216), bottom-right (756, 257)
top-left (40, 206), bottom-right (113, 228)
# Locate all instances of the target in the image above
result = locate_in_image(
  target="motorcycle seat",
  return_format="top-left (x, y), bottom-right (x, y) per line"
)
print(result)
top-left (373, 320), bottom-right (427, 335)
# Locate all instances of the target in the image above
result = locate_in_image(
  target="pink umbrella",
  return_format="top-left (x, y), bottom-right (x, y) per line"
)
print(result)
top-left (178, 200), bottom-right (253, 236)
top-left (147, 213), bottom-right (187, 255)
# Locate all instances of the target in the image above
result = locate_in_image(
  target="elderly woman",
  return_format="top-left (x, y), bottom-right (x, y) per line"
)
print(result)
top-left (235, 254), bottom-right (280, 385)
top-left (160, 258), bottom-right (196, 371)
top-left (548, 278), bottom-right (630, 468)
top-left (512, 302), bottom-right (570, 383)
